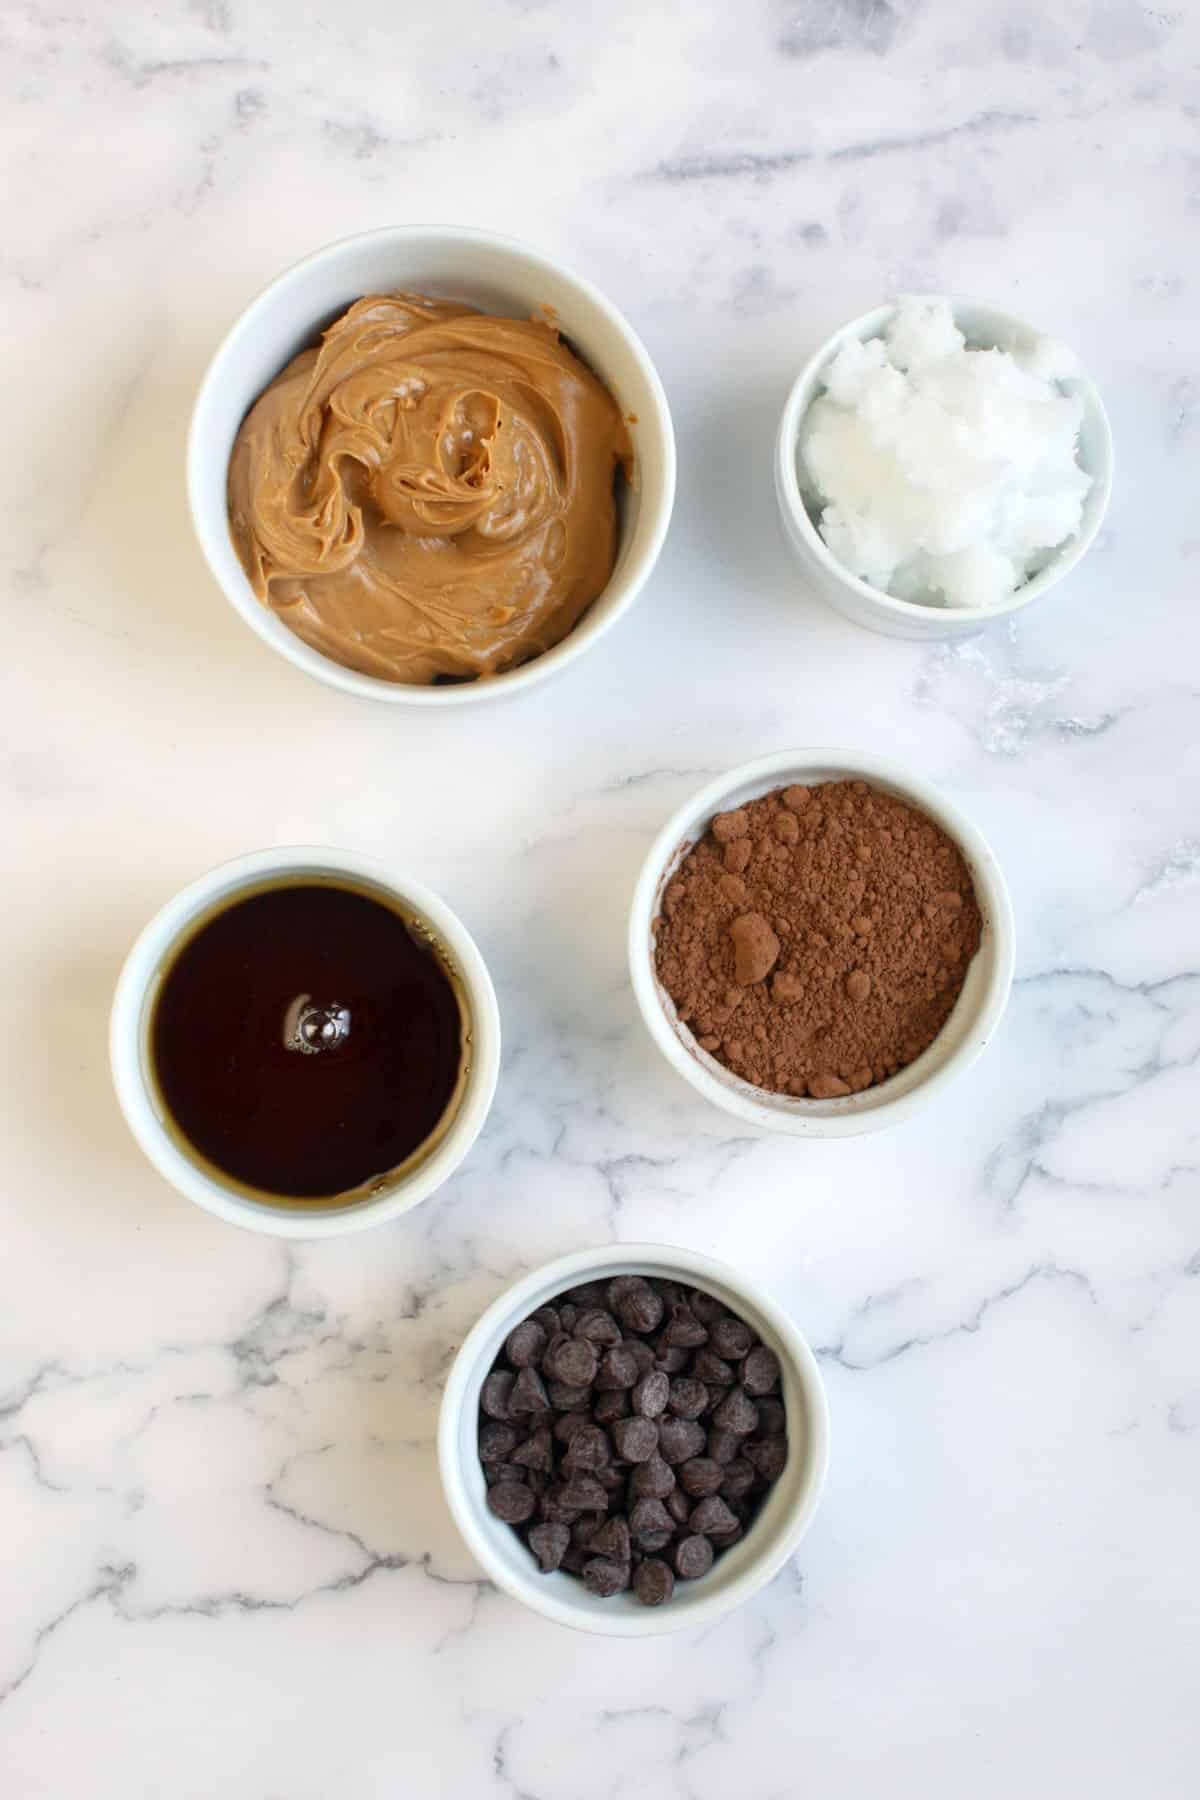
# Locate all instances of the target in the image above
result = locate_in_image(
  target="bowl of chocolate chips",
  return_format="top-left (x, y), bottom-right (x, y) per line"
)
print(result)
top-left (438, 1244), bottom-right (829, 1635)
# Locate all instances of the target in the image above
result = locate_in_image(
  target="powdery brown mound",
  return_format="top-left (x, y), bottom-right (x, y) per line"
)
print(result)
top-left (653, 780), bottom-right (982, 1098)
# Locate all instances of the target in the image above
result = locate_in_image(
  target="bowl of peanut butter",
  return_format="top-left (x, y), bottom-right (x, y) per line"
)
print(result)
top-left (188, 227), bottom-right (675, 703)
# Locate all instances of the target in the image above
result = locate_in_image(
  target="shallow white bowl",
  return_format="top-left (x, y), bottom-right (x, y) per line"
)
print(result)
top-left (188, 225), bottom-right (676, 703)
top-left (438, 1243), bottom-right (829, 1637)
top-left (775, 296), bottom-right (1113, 641)
top-left (110, 847), bottom-right (500, 1237)
top-left (629, 749), bottom-right (1015, 1137)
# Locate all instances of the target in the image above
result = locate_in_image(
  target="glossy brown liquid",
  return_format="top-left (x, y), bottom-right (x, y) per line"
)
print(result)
top-left (151, 882), bottom-right (465, 1201)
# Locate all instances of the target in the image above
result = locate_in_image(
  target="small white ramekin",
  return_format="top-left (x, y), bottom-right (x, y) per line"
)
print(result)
top-left (110, 847), bottom-right (500, 1237)
top-left (188, 225), bottom-right (676, 703)
top-left (438, 1243), bottom-right (829, 1637)
top-left (775, 296), bottom-right (1113, 641)
top-left (629, 749), bottom-right (1015, 1137)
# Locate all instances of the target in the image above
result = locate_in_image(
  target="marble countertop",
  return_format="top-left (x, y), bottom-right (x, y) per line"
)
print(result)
top-left (4, 2), bottom-right (1198, 1794)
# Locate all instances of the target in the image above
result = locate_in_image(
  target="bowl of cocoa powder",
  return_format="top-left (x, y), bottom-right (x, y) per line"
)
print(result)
top-left (629, 750), bottom-right (1014, 1136)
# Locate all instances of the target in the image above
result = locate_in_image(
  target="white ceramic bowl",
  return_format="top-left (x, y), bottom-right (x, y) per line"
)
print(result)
top-left (110, 847), bottom-right (500, 1237)
top-left (438, 1243), bottom-right (829, 1637)
top-left (629, 749), bottom-right (1015, 1137)
top-left (188, 225), bottom-right (676, 703)
top-left (775, 296), bottom-right (1113, 641)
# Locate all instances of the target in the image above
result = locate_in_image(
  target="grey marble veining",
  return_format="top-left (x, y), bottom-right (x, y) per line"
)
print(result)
top-left (2, 1), bottom-right (1198, 1794)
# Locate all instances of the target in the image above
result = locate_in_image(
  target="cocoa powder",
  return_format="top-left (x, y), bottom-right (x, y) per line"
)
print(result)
top-left (653, 780), bottom-right (982, 1098)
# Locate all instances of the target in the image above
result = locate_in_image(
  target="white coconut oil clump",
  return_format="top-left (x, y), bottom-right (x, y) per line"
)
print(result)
top-left (798, 298), bottom-right (1093, 609)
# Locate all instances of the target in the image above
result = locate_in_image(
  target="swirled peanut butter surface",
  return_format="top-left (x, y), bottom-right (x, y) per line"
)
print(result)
top-left (228, 294), bottom-right (632, 684)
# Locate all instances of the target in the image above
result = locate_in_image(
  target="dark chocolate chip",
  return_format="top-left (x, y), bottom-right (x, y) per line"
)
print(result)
top-left (691, 1350), bottom-right (735, 1385)
top-left (484, 1461), bottom-right (524, 1487)
top-left (667, 1378), bottom-right (709, 1420)
top-left (528, 1521), bottom-right (570, 1572)
top-left (504, 1320), bottom-right (547, 1369)
top-left (614, 1281), bottom-right (665, 1335)
top-left (719, 1457), bottom-right (757, 1500)
top-left (689, 1495), bottom-right (738, 1538)
top-left (744, 1437), bottom-right (788, 1482)
top-left (566, 1282), bottom-right (606, 1307)
top-left (573, 1308), bottom-right (622, 1346)
top-left (557, 1303), bottom-right (578, 1333)
top-left (583, 1557), bottom-right (628, 1598)
top-left (741, 1345), bottom-right (781, 1395)
top-left (660, 1304), bottom-right (709, 1349)
top-left (553, 1410), bottom-right (594, 1444)
top-left (558, 1476), bottom-right (609, 1513)
top-left (701, 1386), bottom-right (732, 1421)
top-left (612, 1416), bottom-right (659, 1463)
top-left (628, 1452), bottom-right (675, 1500)
top-left (624, 1338), bottom-right (657, 1378)
top-left (487, 1481), bottom-right (536, 1525)
top-left (481, 1370), bottom-right (515, 1420)
top-left (658, 1417), bottom-right (706, 1464)
top-left (562, 1424), bottom-right (609, 1475)
top-left (634, 1558), bottom-right (675, 1606)
top-left (689, 1290), bottom-right (730, 1327)
top-left (710, 1317), bottom-right (755, 1360)
top-left (629, 1497), bottom-right (674, 1552)
top-left (665, 1486), bottom-right (691, 1525)
top-left (605, 1276), bottom-right (645, 1311)
top-left (531, 1306), bottom-right (560, 1335)
top-left (712, 1388), bottom-right (759, 1436)
top-left (595, 1345), bottom-right (640, 1389)
top-left (588, 1516), bottom-right (631, 1562)
top-left (543, 1337), bottom-right (598, 1388)
top-left (593, 1388), bottom-right (631, 1423)
top-left (705, 1426), bottom-right (741, 1465)
top-left (755, 1397), bottom-right (787, 1438)
top-left (654, 1343), bottom-right (691, 1374)
top-left (678, 1456), bottom-right (725, 1498)
top-left (674, 1534), bottom-right (715, 1581)
top-left (632, 1370), bottom-right (670, 1418)
top-left (478, 1421), bottom-right (517, 1464)
top-left (547, 1380), bottom-right (591, 1411)
top-left (511, 1427), bottom-right (553, 1473)
top-left (509, 1365), bottom-right (551, 1416)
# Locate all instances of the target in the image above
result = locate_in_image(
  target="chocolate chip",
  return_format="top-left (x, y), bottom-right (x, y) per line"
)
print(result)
top-left (678, 1456), bottom-right (725, 1498)
top-left (558, 1303), bottom-right (579, 1332)
top-left (504, 1320), bottom-right (547, 1368)
top-left (562, 1425), bottom-right (609, 1475)
top-left (614, 1281), bottom-right (665, 1335)
top-left (756, 1397), bottom-right (787, 1437)
top-left (674, 1534), bottom-right (715, 1580)
top-left (634, 1558), bottom-right (675, 1606)
top-left (553, 1410), bottom-right (594, 1445)
top-left (543, 1337), bottom-right (598, 1388)
top-left (689, 1290), bottom-right (730, 1327)
top-left (509, 1365), bottom-right (551, 1417)
top-left (595, 1345), bottom-right (640, 1389)
top-left (511, 1427), bottom-right (553, 1473)
top-left (605, 1276), bottom-right (644, 1311)
top-left (632, 1371), bottom-right (670, 1418)
top-left (628, 1452), bottom-right (675, 1500)
top-left (528, 1521), bottom-right (570, 1572)
top-left (744, 1437), bottom-right (787, 1482)
top-left (573, 1308), bottom-right (622, 1346)
top-left (593, 1389), bottom-right (631, 1423)
top-left (547, 1380), bottom-right (591, 1411)
top-left (665, 1486), bottom-right (691, 1525)
top-left (689, 1495), bottom-right (738, 1538)
top-left (487, 1482), bottom-right (536, 1525)
top-left (558, 1475), bottom-right (609, 1513)
top-left (658, 1417), bottom-right (706, 1464)
top-left (612, 1416), bottom-right (659, 1462)
top-left (629, 1497), bottom-right (674, 1551)
top-left (571, 1517), bottom-right (603, 1552)
top-left (531, 1306), bottom-right (560, 1335)
top-left (481, 1370), bottom-right (515, 1420)
top-left (484, 1461), bottom-right (524, 1487)
top-left (701, 1385), bottom-right (731, 1420)
top-left (624, 1338), bottom-right (657, 1378)
top-left (691, 1350), bottom-right (734, 1385)
top-left (719, 1457), bottom-right (757, 1501)
top-left (706, 1426), bottom-right (741, 1465)
top-left (566, 1281), bottom-right (606, 1307)
top-left (667, 1378), bottom-right (709, 1420)
top-left (710, 1317), bottom-right (755, 1360)
top-left (583, 1558), bottom-right (628, 1598)
top-left (654, 1345), bottom-right (690, 1374)
top-left (712, 1388), bottom-right (759, 1436)
top-left (741, 1346), bottom-right (781, 1395)
top-left (478, 1421), bottom-right (517, 1464)
top-left (588, 1516), bottom-right (631, 1563)
top-left (660, 1304), bottom-right (709, 1349)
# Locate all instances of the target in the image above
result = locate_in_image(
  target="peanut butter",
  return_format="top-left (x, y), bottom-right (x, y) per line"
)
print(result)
top-left (228, 294), bottom-right (632, 684)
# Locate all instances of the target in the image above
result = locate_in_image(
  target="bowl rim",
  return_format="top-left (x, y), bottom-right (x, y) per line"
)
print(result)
top-left (628, 748), bottom-right (1016, 1137)
top-left (775, 293), bottom-right (1114, 625)
top-left (437, 1241), bottom-right (830, 1637)
top-left (186, 223), bottom-right (677, 707)
top-left (109, 845), bottom-right (501, 1237)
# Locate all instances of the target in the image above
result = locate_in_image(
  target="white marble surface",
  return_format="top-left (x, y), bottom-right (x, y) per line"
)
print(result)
top-left (3, 2), bottom-right (1199, 1793)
